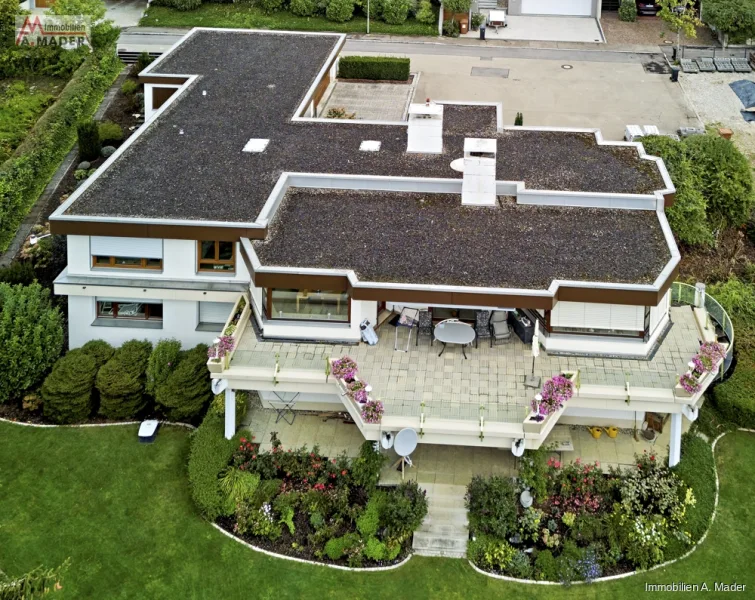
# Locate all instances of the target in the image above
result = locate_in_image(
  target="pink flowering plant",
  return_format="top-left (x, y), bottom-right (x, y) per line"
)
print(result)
top-left (531, 374), bottom-right (574, 418)
top-left (679, 371), bottom-right (701, 394)
top-left (207, 335), bottom-right (235, 361)
top-left (346, 378), bottom-right (369, 404)
top-left (361, 399), bottom-right (384, 424)
top-left (543, 457), bottom-right (611, 517)
top-left (331, 356), bottom-right (358, 381)
top-left (699, 341), bottom-right (726, 365)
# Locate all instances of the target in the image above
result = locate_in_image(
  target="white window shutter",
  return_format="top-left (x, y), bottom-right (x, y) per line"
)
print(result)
top-left (199, 302), bottom-right (234, 324)
top-left (91, 236), bottom-right (163, 259)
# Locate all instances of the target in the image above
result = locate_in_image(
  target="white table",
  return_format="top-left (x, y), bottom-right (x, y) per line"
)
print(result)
top-left (434, 321), bottom-right (476, 359)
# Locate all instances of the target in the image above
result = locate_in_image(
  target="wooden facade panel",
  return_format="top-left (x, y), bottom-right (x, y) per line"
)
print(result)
top-left (152, 86), bottom-right (178, 110)
top-left (49, 220), bottom-right (267, 242)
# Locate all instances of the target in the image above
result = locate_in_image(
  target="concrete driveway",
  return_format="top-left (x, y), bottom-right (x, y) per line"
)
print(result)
top-left (106, 0), bottom-right (147, 28)
top-left (462, 16), bottom-right (604, 44)
top-left (351, 53), bottom-right (697, 141)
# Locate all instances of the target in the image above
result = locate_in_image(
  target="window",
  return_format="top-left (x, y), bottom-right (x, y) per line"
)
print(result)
top-left (267, 289), bottom-right (349, 322)
top-left (97, 300), bottom-right (163, 321)
top-left (198, 241), bottom-right (235, 273)
top-left (92, 256), bottom-right (163, 269)
top-left (197, 301), bottom-right (234, 332)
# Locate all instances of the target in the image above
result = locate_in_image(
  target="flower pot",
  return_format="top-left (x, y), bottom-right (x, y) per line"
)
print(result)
top-left (207, 360), bottom-right (223, 374)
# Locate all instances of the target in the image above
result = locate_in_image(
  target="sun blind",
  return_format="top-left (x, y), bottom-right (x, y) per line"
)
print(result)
top-left (90, 236), bottom-right (163, 259)
top-left (199, 302), bottom-right (234, 324)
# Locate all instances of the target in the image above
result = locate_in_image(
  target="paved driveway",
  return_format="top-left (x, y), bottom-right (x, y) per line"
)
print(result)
top-left (462, 15), bottom-right (604, 44)
top-left (106, 0), bottom-right (147, 28)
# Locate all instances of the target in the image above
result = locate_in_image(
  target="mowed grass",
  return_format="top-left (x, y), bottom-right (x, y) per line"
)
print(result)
top-left (0, 422), bottom-right (752, 599)
top-left (140, 5), bottom-right (437, 35)
top-left (0, 78), bottom-right (63, 162)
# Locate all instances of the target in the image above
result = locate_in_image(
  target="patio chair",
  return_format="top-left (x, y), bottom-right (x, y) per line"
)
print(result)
top-left (415, 309), bottom-right (433, 346)
top-left (490, 311), bottom-right (511, 346)
top-left (474, 310), bottom-right (492, 348)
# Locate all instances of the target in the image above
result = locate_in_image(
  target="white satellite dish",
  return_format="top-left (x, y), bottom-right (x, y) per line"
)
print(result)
top-left (211, 379), bottom-right (228, 395)
top-left (393, 428), bottom-right (418, 480)
top-left (511, 438), bottom-right (525, 457)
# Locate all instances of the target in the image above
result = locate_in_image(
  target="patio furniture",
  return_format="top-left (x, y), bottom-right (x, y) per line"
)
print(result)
top-left (509, 312), bottom-right (534, 344)
top-left (272, 391), bottom-right (299, 425)
top-left (680, 59), bottom-right (699, 73)
top-left (490, 311), bottom-right (512, 346)
top-left (474, 310), bottom-right (492, 348)
top-left (415, 310), bottom-right (433, 346)
top-left (732, 58), bottom-right (753, 73)
top-left (434, 319), bottom-right (476, 359)
top-left (696, 58), bottom-right (716, 72)
top-left (392, 428), bottom-right (418, 480)
top-left (714, 57), bottom-right (734, 72)
top-left (394, 307), bottom-right (419, 352)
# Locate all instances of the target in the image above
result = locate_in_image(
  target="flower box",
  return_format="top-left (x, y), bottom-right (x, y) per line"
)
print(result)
top-left (208, 359), bottom-right (224, 374)
top-left (523, 408), bottom-right (560, 434)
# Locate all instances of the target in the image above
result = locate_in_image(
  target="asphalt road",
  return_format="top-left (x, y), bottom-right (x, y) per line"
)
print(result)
top-left (118, 28), bottom-right (666, 64)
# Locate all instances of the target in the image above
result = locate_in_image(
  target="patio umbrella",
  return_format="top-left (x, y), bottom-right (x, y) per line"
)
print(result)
top-left (525, 321), bottom-right (541, 388)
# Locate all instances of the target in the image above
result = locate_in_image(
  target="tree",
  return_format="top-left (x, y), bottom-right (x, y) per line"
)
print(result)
top-left (49, 0), bottom-right (106, 20)
top-left (657, 0), bottom-right (702, 58)
top-left (444, 0), bottom-right (472, 23)
top-left (146, 338), bottom-right (181, 396)
top-left (0, 283), bottom-right (64, 404)
top-left (41, 349), bottom-right (98, 423)
top-left (0, 0), bottom-right (20, 49)
top-left (96, 339), bottom-right (152, 419)
top-left (155, 344), bottom-right (212, 421)
top-left (704, 0), bottom-right (755, 46)
top-left (80, 339), bottom-right (115, 368)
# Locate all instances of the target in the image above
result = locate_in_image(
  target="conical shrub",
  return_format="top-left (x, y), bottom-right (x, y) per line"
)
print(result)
top-left (42, 349), bottom-right (98, 424)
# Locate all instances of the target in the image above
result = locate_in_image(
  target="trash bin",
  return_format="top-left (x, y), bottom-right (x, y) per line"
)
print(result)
top-left (480, 24), bottom-right (486, 40)
top-left (670, 67), bottom-right (680, 82)
top-left (460, 22), bottom-right (468, 34)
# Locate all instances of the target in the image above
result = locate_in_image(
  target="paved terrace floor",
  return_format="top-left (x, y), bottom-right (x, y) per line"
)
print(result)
top-left (232, 306), bottom-right (702, 424)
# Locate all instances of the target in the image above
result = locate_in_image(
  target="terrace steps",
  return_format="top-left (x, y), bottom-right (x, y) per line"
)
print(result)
top-left (412, 484), bottom-right (469, 559)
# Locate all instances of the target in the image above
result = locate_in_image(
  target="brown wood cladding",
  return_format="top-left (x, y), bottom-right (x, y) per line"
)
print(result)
top-left (152, 87), bottom-right (179, 110)
top-left (312, 72), bottom-right (331, 113)
top-left (664, 192), bottom-right (675, 208)
top-left (253, 271), bottom-right (348, 292)
top-left (138, 75), bottom-right (190, 86)
top-left (49, 220), bottom-right (267, 241)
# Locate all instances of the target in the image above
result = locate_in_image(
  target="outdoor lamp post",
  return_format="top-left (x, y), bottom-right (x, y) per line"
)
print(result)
top-left (367, 0), bottom-right (370, 34)
top-left (29, 233), bottom-right (52, 246)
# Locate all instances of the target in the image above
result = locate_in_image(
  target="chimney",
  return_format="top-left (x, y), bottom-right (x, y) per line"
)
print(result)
top-left (462, 138), bottom-right (497, 206)
top-left (407, 99), bottom-right (443, 154)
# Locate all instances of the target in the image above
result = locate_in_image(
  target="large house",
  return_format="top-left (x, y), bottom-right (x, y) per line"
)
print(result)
top-left (50, 28), bottom-right (731, 466)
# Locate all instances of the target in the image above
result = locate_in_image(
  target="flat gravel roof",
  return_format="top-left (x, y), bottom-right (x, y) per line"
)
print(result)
top-left (62, 30), bottom-right (666, 223)
top-left (254, 189), bottom-right (671, 289)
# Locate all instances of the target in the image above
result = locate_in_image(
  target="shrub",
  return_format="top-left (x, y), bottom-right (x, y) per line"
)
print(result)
top-left (258, 0), bottom-right (287, 13)
top-left (365, 0), bottom-right (383, 18)
top-left (468, 535), bottom-right (516, 572)
top-left (514, 112), bottom-right (523, 126)
top-left (41, 349), bottom-right (98, 423)
top-left (381, 0), bottom-right (411, 24)
top-left (146, 338), bottom-right (181, 396)
top-left (382, 480), bottom-right (427, 540)
top-left (442, 19), bottom-right (460, 37)
top-left (77, 119), bottom-right (101, 162)
top-left (324, 532), bottom-right (360, 560)
top-left (121, 79), bottom-right (139, 95)
top-left (713, 360), bottom-right (755, 429)
top-left (325, 107), bottom-right (356, 119)
top-left (363, 537), bottom-right (386, 561)
top-left (219, 468), bottom-right (261, 513)
top-left (80, 339), bottom-right (115, 369)
top-left (471, 12), bottom-right (485, 30)
top-left (465, 475), bottom-right (518, 539)
top-left (533, 549), bottom-right (558, 581)
top-left (134, 52), bottom-right (154, 73)
top-left (96, 339), bottom-right (152, 419)
top-left (337, 55), bottom-right (410, 81)
top-left (210, 389), bottom-right (249, 427)
top-left (506, 550), bottom-right (532, 579)
top-left (444, 0), bottom-right (471, 15)
top-left (171, 0), bottom-right (203, 10)
top-left (707, 277), bottom-right (755, 357)
top-left (350, 440), bottom-right (385, 491)
top-left (357, 495), bottom-right (382, 538)
top-left (619, 0), bottom-right (637, 21)
top-left (188, 411), bottom-right (242, 519)
top-left (0, 283), bottom-right (64, 403)
top-left (0, 261), bottom-right (35, 285)
top-left (155, 344), bottom-right (211, 421)
top-left (98, 120), bottom-right (123, 145)
top-left (705, 0), bottom-right (755, 43)
top-left (415, 0), bottom-right (435, 24)
top-left (326, 0), bottom-right (355, 22)
top-left (290, 0), bottom-right (317, 15)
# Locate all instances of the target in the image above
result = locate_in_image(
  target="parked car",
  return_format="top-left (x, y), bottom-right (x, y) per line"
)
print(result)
top-left (636, 1), bottom-right (661, 15)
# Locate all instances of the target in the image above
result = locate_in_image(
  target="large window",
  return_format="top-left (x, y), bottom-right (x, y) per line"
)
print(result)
top-left (96, 300), bottom-right (164, 321)
top-left (92, 256), bottom-right (162, 270)
top-left (267, 289), bottom-right (349, 322)
top-left (198, 241), bottom-right (235, 273)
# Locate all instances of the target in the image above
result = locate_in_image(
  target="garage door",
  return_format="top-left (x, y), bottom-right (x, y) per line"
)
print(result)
top-left (521, 0), bottom-right (593, 16)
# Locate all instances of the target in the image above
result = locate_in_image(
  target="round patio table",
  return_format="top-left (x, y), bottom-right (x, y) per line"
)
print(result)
top-left (434, 321), bottom-right (476, 359)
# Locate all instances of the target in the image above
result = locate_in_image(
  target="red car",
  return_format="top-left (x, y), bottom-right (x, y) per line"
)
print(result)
top-left (636, 1), bottom-right (661, 15)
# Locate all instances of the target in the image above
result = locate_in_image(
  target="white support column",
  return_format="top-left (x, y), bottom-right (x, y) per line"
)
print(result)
top-left (224, 388), bottom-right (236, 440)
top-left (668, 412), bottom-right (682, 467)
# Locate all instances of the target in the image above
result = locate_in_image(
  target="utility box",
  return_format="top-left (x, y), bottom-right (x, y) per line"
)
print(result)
top-left (407, 101), bottom-right (443, 154)
top-left (461, 138), bottom-right (497, 206)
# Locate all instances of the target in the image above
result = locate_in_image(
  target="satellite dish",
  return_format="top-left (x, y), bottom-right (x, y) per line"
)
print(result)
top-left (211, 379), bottom-right (228, 395)
top-left (394, 428), bottom-right (418, 458)
top-left (512, 438), bottom-right (525, 457)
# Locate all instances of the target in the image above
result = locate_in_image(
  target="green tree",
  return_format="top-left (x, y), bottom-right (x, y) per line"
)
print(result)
top-left (146, 338), bottom-right (181, 396)
top-left (416, 0), bottom-right (435, 24)
top-left (704, 0), bottom-right (755, 45)
top-left (444, 0), bottom-right (471, 23)
top-left (0, 283), bottom-right (64, 404)
top-left (96, 340), bottom-right (152, 419)
top-left (657, 0), bottom-right (702, 57)
top-left (155, 344), bottom-right (212, 421)
top-left (41, 349), bottom-right (98, 423)
top-left (49, 0), bottom-right (107, 20)
top-left (0, 0), bottom-right (21, 49)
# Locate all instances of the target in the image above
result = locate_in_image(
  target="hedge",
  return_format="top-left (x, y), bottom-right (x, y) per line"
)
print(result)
top-left (155, 344), bottom-right (212, 421)
top-left (96, 339), bottom-right (153, 419)
top-left (188, 411), bottom-right (243, 520)
top-left (337, 55), bottom-right (410, 81)
top-left (146, 338), bottom-right (182, 397)
top-left (41, 349), bottom-right (98, 424)
top-left (713, 359), bottom-right (755, 429)
top-left (0, 45), bottom-right (121, 252)
top-left (80, 339), bottom-right (115, 369)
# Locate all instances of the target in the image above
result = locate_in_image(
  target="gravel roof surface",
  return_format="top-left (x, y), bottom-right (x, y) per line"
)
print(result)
top-left (63, 30), bottom-right (666, 223)
top-left (254, 189), bottom-right (671, 289)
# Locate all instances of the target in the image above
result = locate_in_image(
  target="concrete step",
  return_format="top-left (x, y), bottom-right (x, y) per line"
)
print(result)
top-left (414, 548), bottom-right (467, 559)
top-left (421, 507), bottom-right (469, 527)
top-left (417, 521), bottom-right (469, 537)
top-left (412, 530), bottom-right (469, 558)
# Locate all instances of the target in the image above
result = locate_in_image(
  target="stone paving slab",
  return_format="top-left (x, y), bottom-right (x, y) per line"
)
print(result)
top-left (233, 306), bottom-right (702, 424)
top-left (319, 80), bottom-right (413, 121)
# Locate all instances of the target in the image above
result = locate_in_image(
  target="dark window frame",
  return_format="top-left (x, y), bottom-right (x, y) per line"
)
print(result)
top-left (197, 241), bottom-right (236, 273)
top-left (96, 300), bottom-right (164, 321)
top-left (92, 256), bottom-right (163, 270)
top-left (265, 288), bottom-right (351, 324)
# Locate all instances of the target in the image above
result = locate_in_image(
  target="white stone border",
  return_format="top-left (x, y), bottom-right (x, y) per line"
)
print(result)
top-left (0, 417), bottom-right (196, 430)
top-left (467, 429), bottom-right (752, 585)
top-left (211, 523), bottom-right (413, 572)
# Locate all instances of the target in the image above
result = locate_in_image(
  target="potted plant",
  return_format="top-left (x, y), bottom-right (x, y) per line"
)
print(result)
top-left (331, 356), bottom-right (358, 382)
top-left (361, 399), bottom-right (384, 424)
top-left (346, 379), bottom-right (369, 404)
top-left (207, 335), bottom-right (235, 372)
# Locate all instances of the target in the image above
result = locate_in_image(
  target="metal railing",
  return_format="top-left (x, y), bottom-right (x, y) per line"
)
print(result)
top-left (671, 282), bottom-right (735, 375)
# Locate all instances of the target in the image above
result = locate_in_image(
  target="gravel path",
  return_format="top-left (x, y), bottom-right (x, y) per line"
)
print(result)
top-left (681, 73), bottom-right (755, 161)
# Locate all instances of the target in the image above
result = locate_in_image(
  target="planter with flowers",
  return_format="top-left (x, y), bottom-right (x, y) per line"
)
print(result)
top-left (206, 293), bottom-right (250, 373)
top-left (330, 356), bottom-right (383, 425)
top-left (207, 335), bottom-right (235, 373)
top-left (523, 373), bottom-right (575, 434)
top-left (674, 341), bottom-right (727, 398)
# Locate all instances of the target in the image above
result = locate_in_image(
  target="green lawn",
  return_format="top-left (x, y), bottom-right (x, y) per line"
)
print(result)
top-left (0, 423), bottom-right (752, 599)
top-left (0, 78), bottom-right (63, 163)
top-left (140, 5), bottom-right (437, 35)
